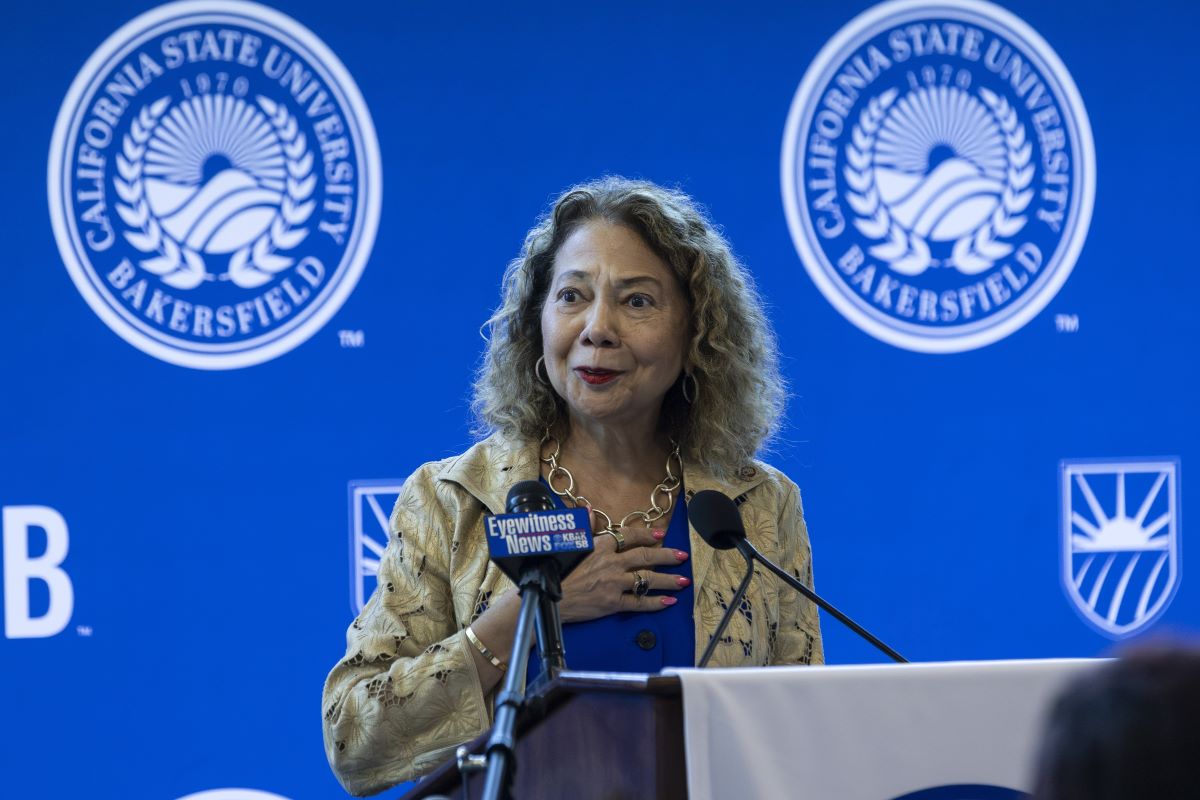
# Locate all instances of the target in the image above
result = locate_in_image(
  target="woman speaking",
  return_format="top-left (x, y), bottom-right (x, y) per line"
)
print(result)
top-left (322, 177), bottom-right (823, 795)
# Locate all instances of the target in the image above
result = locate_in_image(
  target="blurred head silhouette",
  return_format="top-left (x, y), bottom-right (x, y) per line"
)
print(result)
top-left (1031, 641), bottom-right (1200, 800)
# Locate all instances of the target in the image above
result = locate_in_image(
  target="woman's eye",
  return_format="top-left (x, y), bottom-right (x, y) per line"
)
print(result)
top-left (627, 294), bottom-right (653, 309)
top-left (558, 289), bottom-right (580, 303)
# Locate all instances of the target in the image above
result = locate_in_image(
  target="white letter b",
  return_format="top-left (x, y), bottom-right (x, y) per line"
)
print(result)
top-left (3, 506), bottom-right (74, 639)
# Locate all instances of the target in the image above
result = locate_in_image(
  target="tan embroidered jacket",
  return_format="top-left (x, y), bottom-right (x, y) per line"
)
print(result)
top-left (321, 433), bottom-right (823, 796)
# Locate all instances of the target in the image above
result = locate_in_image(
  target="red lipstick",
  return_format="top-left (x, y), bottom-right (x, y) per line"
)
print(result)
top-left (574, 367), bottom-right (621, 385)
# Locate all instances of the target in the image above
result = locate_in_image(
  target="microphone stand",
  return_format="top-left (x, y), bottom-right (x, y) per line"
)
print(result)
top-left (479, 560), bottom-right (565, 800)
top-left (737, 539), bottom-right (908, 664)
top-left (697, 545), bottom-right (754, 667)
top-left (530, 588), bottom-right (566, 690)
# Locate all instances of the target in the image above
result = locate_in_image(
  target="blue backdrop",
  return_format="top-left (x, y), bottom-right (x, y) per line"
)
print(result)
top-left (1, 0), bottom-right (1194, 798)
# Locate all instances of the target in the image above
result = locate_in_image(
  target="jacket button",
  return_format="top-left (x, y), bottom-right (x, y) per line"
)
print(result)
top-left (635, 629), bottom-right (657, 650)
top-left (739, 466), bottom-right (757, 480)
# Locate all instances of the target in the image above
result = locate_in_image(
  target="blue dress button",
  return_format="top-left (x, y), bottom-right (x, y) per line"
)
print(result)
top-left (635, 629), bottom-right (657, 650)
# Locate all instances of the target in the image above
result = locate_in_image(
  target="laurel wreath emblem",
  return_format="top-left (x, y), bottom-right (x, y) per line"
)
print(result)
top-left (112, 95), bottom-right (315, 290)
top-left (844, 86), bottom-right (1034, 277)
top-left (113, 97), bottom-right (205, 290)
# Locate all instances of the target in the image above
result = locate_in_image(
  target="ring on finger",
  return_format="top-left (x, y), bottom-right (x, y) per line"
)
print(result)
top-left (599, 528), bottom-right (625, 552)
top-left (631, 571), bottom-right (650, 598)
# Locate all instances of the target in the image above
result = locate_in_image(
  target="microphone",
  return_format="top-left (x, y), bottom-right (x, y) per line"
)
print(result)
top-left (485, 480), bottom-right (593, 584)
top-left (691, 490), bottom-right (756, 668)
top-left (487, 480), bottom-right (593, 681)
top-left (479, 480), bottom-right (593, 800)
top-left (690, 489), bottom-right (908, 665)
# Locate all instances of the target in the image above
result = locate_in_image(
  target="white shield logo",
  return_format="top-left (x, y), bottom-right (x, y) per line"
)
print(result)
top-left (347, 480), bottom-right (403, 614)
top-left (1060, 459), bottom-right (1182, 638)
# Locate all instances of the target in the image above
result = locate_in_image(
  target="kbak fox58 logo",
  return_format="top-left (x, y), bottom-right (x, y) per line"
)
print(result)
top-left (782, 0), bottom-right (1094, 353)
top-left (49, 1), bottom-right (381, 369)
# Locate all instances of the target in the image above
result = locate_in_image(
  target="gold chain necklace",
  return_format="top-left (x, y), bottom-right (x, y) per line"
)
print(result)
top-left (539, 430), bottom-right (683, 534)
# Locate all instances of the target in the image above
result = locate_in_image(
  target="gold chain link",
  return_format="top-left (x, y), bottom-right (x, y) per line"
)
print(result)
top-left (539, 430), bottom-right (682, 535)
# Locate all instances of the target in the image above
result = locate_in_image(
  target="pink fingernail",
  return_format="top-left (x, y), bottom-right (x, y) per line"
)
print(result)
top-left (652, 529), bottom-right (666, 540)
top-left (661, 596), bottom-right (678, 606)
top-left (674, 550), bottom-right (688, 561)
top-left (676, 576), bottom-right (691, 587)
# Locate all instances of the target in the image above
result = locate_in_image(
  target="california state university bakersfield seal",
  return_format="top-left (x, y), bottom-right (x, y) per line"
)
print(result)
top-left (49, 1), bottom-right (381, 369)
top-left (781, 0), bottom-right (1094, 353)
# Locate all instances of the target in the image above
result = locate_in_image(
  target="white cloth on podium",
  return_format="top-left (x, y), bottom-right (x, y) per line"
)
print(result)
top-left (669, 659), bottom-right (1099, 800)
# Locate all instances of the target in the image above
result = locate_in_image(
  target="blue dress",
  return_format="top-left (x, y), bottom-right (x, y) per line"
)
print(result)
top-left (526, 484), bottom-right (695, 679)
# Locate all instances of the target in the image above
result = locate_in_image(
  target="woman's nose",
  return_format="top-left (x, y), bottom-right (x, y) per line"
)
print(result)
top-left (580, 298), bottom-right (619, 347)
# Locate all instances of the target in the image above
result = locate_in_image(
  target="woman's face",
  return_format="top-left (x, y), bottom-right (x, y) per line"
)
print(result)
top-left (540, 220), bottom-right (690, 432)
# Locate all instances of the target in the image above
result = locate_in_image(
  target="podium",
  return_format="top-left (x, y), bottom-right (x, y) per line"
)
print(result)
top-left (402, 660), bottom-right (1099, 800)
top-left (402, 672), bottom-right (686, 800)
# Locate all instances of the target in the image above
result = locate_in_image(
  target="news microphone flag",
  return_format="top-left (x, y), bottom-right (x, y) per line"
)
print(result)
top-left (485, 507), bottom-right (593, 584)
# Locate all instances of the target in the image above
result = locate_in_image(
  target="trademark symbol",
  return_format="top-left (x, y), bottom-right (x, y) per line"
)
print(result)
top-left (76, 625), bottom-right (93, 637)
top-left (338, 330), bottom-right (365, 348)
top-left (1055, 314), bottom-right (1079, 333)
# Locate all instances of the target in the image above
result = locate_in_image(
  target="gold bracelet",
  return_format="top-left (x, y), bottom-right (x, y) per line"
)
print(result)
top-left (465, 626), bottom-right (506, 672)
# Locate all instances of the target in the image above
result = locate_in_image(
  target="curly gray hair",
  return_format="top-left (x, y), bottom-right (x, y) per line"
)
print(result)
top-left (473, 177), bottom-right (785, 480)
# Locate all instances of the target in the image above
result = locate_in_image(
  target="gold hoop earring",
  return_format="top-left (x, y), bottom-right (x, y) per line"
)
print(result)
top-left (682, 372), bottom-right (698, 404)
top-left (535, 356), bottom-right (550, 385)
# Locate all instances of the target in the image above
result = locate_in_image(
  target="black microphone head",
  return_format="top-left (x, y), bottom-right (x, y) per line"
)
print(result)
top-left (689, 490), bottom-right (746, 550)
top-left (506, 480), bottom-right (555, 514)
